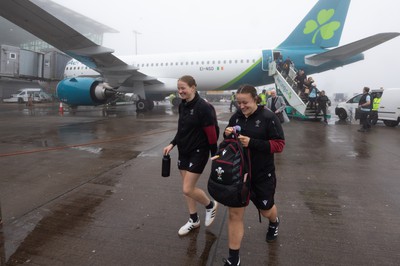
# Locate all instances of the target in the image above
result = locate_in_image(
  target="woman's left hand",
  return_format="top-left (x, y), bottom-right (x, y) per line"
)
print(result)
top-left (237, 135), bottom-right (250, 147)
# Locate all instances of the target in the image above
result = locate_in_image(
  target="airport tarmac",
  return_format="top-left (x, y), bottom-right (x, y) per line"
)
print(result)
top-left (0, 101), bottom-right (399, 266)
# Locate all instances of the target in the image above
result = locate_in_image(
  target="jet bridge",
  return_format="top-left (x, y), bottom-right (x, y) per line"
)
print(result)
top-left (0, 44), bottom-right (70, 81)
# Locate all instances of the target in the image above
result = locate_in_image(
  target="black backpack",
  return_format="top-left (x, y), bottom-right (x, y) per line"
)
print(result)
top-left (207, 132), bottom-right (251, 207)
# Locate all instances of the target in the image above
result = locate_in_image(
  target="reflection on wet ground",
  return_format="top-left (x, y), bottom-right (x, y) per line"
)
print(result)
top-left (1, 102), bottom-right (400, 265)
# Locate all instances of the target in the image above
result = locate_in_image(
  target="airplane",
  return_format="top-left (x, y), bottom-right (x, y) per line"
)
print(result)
top-left (0, 0), bottom-right (398, 112)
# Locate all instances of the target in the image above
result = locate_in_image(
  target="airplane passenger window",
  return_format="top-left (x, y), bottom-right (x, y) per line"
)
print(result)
top-left (223, 60), bottom-right (226, 64)
top-left (156, 63), bottom-right (159, 66)
top-left (235, 60), bottom-right (238, 63)
top-left (218, 61), bottom-right (221, 64)
top-left (191, 62), bottom-right (193, 65)
top-left (201, 61), bottom-right (204, 65)
top-left (207, 61), bottom-right (210, 64)
top-left (196, 62), bottom-right (199, 65)
top-left (151, 63), bottom-right (154, 66)
top-left (241, 60), bottom-right (244, 63)
top-left (180, 62), bottom-right (183, 65)
top-left (212, 61), bottom-right (215, 64)
top-left (247, 59), bottom-right (249, 63)
top-left (229, 60), bottom-right (232, 64)
top-left (186, 62), bottom-right (189, 65)
top-left (161, 63), bottom-right (163, 66)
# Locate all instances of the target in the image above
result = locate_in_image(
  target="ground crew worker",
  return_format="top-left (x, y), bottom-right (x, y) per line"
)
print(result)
top-left (258, 89), bottom-right (267, 108)
top-left (370, 92), bottom-right (382, 125)
top-left (229, 92), bottom-right (237, 112)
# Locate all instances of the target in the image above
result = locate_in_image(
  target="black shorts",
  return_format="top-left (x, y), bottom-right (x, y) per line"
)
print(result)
top-left (250, 171), bottom-right (277, 210)
top-left (178, 149), bottom-right (209, 174)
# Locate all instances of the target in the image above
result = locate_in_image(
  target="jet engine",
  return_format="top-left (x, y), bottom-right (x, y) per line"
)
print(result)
top-left (56, 77), bottom-right (117, 106)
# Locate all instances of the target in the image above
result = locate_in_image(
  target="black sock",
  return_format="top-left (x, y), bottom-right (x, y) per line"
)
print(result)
top-left (228, 248), bottom-right (239, 263)
top-left (190, 213), bottom-right (198, 222)
top-left (205, 201), bottom-right (214, 209)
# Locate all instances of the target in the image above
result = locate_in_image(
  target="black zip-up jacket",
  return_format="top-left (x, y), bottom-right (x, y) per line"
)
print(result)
top-left (359, 93), bottom-right (371, 110)
top-left (171, 92), bottom-right (217, 155)
top-left (227, 106), bottom-right (285, 180)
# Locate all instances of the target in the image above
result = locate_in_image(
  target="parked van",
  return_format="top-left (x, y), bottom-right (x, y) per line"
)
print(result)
top-left (335, 89), bottom-right (383, 121)
top-left (335, 88), bottom-right (400, 127)
top-left (3, 88), bottom-right (52, 103)
top-left (377, 88), bottom-right (400, 127)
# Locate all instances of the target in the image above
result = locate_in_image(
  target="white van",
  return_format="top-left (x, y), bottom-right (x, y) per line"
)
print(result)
top-left (377, 88), bottom-right (400, 127)
top-left (335, 88), bottom-right (400, 127)
top-left (3, 88), bottom-right (52, 103)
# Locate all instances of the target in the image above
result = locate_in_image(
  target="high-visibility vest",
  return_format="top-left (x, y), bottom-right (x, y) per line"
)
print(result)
top-left (372, 97), bottom-right (381, 111)
top-left (259, 93), bottom-right (267, 105)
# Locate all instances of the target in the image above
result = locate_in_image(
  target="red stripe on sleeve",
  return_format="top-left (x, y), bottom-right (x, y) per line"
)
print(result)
top-left (203, 125), bottom-right (217, 144)
top-left (269, 139), bottom-right (285, 153)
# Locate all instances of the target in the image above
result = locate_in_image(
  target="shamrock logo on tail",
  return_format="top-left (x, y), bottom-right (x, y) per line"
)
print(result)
top-left (303, 9), bottom-right (341, 44)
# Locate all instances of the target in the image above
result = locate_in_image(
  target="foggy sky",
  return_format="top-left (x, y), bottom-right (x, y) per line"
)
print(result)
top-left (53, 0), bottom-right (400, 96)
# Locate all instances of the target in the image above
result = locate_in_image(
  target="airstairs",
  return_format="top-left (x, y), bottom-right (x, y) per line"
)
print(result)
top-left (268, 62), bottom-right (324, 120)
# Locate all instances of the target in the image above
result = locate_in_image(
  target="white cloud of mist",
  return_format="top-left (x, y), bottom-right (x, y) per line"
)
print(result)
top-left (53, 0), bottom-right (400, 96)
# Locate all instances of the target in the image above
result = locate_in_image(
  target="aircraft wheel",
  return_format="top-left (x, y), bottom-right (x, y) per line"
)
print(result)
top-left (172, 97), bottom-right (181, 107)
top-left (147, 99), bottom-right (155, 110)
top-left (136, 99), bottom-right (148, 112)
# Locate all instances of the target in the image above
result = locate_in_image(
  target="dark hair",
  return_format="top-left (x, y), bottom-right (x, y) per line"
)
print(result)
top-left (179, 75), bottom-right (197, 87)
top-left (363, 87), bottom-right (370, 93)
top-left (236, 84), bottom-right (261, 104)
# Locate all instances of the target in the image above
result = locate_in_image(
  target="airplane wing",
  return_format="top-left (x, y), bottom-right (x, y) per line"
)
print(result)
top-left (305, 32), bottom-right (400, 66)
top-left (0, 0), bottom-right (160, 87)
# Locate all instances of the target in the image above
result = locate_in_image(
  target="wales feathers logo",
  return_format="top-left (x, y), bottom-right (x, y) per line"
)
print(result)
top-left (303, 9), bottom-right (341, 44)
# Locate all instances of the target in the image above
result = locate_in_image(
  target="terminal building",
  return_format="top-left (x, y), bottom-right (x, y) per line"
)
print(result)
top-left (0, 0), bottom-right (117, 100)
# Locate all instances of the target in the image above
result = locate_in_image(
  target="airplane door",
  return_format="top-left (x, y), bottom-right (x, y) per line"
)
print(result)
top-left (261, 50), bottom-right (273, 71)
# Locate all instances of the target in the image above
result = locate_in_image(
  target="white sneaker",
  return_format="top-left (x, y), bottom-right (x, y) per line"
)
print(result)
top-left (205, 201), bottom-right (218, 227)
top-left (178, 218), bottom-right (200, 236)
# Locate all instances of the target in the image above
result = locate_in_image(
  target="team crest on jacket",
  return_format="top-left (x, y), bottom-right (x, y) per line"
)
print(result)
top-left (255, 120), bottom-right (261, 127)
top-left (215, 167), bottom-right (224, 181)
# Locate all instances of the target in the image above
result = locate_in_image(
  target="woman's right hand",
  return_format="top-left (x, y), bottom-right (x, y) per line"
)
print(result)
top-left (224, 127), bottom-right (234, 136)
top-left (163, 144), bottom-right (174, 155)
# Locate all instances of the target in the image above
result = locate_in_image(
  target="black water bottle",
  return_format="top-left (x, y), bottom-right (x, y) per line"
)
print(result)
top-left (161, 154), bottom-right (171, 177)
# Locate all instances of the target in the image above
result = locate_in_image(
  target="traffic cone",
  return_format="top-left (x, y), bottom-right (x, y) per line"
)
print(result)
top-left (59, 102), bottom-right (64, 115)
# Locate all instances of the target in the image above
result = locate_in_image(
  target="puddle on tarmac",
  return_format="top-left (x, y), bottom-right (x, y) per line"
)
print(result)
top-left (4, 193), bottom-right (106, 265)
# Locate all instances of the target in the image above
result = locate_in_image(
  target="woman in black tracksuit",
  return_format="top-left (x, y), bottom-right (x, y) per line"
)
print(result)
top-left (222, 84), bottom-right (285, 265)
top-left (163, 75), bottom-right (219, 236)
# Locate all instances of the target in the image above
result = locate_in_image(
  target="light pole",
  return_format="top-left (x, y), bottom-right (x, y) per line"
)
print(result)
top-left (132, 30), bottom-right (141, 55)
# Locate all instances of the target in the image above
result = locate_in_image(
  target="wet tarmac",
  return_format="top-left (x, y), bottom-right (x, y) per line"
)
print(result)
top-left (0, 101), bottom-right (399, 265)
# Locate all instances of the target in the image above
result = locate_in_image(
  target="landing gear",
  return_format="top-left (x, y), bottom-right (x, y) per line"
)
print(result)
top-left (136, 99), bottom-right (155, 112)
top-left (171, 97), bottom-right (181, 107)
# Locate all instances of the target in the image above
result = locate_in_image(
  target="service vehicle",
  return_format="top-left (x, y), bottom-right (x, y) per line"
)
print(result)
top-left (335, 88), bottom-right (400, 127)
top-left (3, 88), bottom-right (52, 103)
